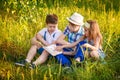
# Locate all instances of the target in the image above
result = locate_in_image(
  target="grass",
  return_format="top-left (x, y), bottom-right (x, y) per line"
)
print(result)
top-left (0, 0), bottom-right (120, 80)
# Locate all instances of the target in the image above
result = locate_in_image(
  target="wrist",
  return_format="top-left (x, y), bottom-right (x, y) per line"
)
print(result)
top-left (62, 45), bottom-right (66, 48)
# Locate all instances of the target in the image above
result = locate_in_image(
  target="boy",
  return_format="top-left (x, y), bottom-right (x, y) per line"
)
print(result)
top-left (15, 14), bottom-right (62, 68)
top-left (55, 12), bottom-right (85, 66)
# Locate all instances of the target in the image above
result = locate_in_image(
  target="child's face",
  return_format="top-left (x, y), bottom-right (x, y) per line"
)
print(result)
top-left (68, 22), bottom-right (80, 32)
top-left (47, 23), bottom-right (58, 33)
top-left (84, 27), bottom-right (89, 37)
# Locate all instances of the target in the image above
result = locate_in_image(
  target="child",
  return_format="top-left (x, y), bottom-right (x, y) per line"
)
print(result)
top-left (61, 20), bottom-right (105, 61)
top-left (54, 12), bottom-right (85, 66)
top-left (15, 14), bottom-right (62, 68)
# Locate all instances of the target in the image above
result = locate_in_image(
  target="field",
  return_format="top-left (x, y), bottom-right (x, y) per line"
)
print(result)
top-left (0, 0), bottom-right (120, 80)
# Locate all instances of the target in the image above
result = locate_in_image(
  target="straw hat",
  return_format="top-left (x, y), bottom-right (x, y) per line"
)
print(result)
top-left (67, 12), bottom-right (84, 25)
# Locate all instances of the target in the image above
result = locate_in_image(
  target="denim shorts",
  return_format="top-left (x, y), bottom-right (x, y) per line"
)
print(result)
top-left (37, 47), bottom-right (52, 57)
top-left (37, 47), bottom-right (44, 54)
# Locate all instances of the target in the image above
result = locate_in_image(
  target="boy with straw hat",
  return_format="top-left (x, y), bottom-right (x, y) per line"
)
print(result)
top-left (55, 12), bottom-right (86, 66)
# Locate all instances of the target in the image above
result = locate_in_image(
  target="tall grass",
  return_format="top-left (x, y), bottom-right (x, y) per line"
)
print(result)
top-left (0, 0), bottom-right (120, 80)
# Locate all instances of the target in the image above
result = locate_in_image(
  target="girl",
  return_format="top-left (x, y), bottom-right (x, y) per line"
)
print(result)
top-left (59, 20), bottom-right (105, 62)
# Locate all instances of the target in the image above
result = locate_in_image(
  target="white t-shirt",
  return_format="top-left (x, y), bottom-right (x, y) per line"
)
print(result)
top-left (38, 28), bottom-right (62, 44)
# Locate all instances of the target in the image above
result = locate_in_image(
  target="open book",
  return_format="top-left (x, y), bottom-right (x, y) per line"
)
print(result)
top-left (43, 44), bottom-right (62, 56)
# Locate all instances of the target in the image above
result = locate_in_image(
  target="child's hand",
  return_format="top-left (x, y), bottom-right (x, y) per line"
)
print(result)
top-left (35, 41), bottom-right (42, 47)
top-left (55, 46), bottom-right (63, 51)
top-left (31, 37), bottom-right (38, 45)
top-left (41, 41), bottom-right (49, 46)
top-left (52, 41), bottom-right (57, 44)
top-left (82, 43), bottom-right (98, 50)
top-left (82, 43), bottom-right (90, 48)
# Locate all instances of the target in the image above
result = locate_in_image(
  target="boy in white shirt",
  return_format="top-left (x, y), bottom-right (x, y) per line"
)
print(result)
top-left (15, 14), bottom-right (62, 68)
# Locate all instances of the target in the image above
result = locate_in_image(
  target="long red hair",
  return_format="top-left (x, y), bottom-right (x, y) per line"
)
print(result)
top-left (87, 20), bottom-right (103, 46)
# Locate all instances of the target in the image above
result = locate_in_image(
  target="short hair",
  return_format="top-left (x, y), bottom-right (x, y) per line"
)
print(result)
top-left (46, 14), bottom-right (58, 24)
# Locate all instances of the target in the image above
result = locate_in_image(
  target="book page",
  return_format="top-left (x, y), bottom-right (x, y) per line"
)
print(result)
top-left (43, 44), bottom-right (62, 56)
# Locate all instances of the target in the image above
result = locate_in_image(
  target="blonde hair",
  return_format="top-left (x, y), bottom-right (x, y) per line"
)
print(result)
top-left (87, 20), bottom-right (103, 45)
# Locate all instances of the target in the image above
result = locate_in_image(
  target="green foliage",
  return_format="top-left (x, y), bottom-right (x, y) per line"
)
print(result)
top-left (0, 0), bottom-right (120, 80)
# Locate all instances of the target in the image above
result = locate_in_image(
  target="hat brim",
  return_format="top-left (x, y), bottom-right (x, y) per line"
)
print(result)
top-left (67, 17), bottom-right (83, 25)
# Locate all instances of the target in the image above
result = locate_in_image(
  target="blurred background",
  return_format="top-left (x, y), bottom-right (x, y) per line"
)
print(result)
top-left (0, 0), bottom-right (120, 80)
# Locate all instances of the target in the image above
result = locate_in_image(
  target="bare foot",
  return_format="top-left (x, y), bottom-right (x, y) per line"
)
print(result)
top-left (75, 57), bottom-right (81, 62)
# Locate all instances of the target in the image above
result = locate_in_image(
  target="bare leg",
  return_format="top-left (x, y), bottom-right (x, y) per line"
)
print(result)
top-left (33, 50), bottom-right (49, 65)
top-left (26, 45), bottom-right (40, 62)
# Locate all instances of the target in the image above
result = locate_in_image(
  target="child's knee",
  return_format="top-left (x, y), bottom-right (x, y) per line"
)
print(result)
top-left (91, 51), bottom-right (99, 59)
top-left (31, 37), bottom-right (36, 43)
top-left (31, 44), bottom-right (39, 49)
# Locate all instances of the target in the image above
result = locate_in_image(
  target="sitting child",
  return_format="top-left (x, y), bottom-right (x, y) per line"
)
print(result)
top-left (53, 12), bottom-right (85, 66)
top-left (15, 14), bottom-right (62, 68)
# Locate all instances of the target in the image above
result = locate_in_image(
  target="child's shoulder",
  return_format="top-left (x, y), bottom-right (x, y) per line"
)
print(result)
top-left (39, 27), bottom-right (47, 31)
top-left (55, 29), bottom-right (62, 33)
top-left (38, 28), bottom-right (47, 34)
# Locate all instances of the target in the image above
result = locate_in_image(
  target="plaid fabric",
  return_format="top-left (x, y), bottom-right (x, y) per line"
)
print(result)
top-left (63, 26), bottom-right (84, 43)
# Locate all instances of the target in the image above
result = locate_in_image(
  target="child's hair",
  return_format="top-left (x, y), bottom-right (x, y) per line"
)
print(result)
top-left (87, 20), bottom-right (103, 45)
top-left (46, 14), bottom-right (58, 24)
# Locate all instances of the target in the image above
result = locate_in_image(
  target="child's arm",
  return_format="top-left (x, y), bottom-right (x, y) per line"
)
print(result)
top-left (82, 43), bottom-right (97, 50)
top-left (55, 36), bottom-right (84, 51)
top-left (62, 36), bottom-right (85, 48)
top-left (36, 33), bottom-right (49, 46)
top-left (82, 38), bottom-right (100, 50)
top-left (31, 36), bottom-right (43, 47)
top-left (56, 33), bottom-right (70, 45)
top-left (31, 37), bottom-right (38, 45)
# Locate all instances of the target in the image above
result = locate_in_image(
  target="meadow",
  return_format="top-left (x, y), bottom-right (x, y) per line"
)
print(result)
top-left (0, 0), bottom-right (120, 80)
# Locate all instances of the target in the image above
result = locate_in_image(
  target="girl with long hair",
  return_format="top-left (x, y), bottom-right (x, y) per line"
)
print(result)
top-left (57, 20), bottom-right (105, 62)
